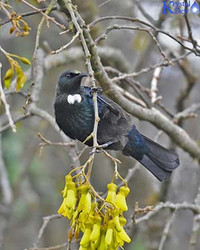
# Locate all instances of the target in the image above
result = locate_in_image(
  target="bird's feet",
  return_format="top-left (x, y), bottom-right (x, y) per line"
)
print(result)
top-left (89, 141), bottom-right (115, 155)
top-left (90, 87), bottom-right (103, 94)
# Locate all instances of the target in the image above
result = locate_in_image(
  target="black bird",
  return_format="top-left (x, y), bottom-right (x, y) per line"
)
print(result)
top-left (54, 70), bottom-right (179, 181)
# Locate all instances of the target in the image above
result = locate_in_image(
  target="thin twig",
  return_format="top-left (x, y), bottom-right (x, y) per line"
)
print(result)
top-left (0, 7), bottom-right (58, 26)
top-left (158, 212), bottom-right (176, 250)
top-left (20, 0), bottom-right (65, 30)
top-left (63, 0), bottom-right (100, 179)
top-left (173, 103), bottom-right (200, 124)
top-left (189, 186), bottom-right (200, 250)
top-left (0, 135), bottom-right (13, 206)
top-left (33, 0), bottom-right (57, 60)
top-left (184, 0), bottom-right (200, 53)
top-left (29, 242), bottom-right (68, 250)
top-left (150, 67), bottom-right (163, 104)
top-left (133, 202), bottom-right (200, 225)
top-left (38, 132), bottom-right (75, 155)
top-left (135, 0), bottom-right (156, 25)
top-left (176, 56), bottom-right (198, 126)
top-left (0, 63), bottom-right (16, 132)
top-left (90, 15), bottom-right (200, 56)
top-left (95, 24), bottom-right (170, 63)
top-left (112, 52), bottom-right (191, 81)
top-left (118, 163), bottom-right (140, 188)
top-left (0, 113), bottom-right (30, 133)
top-left (98, 0), bottom-right (112, 8)
top-left (33, 214), bottom-right (62, 248)
top-left (115, 84), bottom-right (147, 107)
top-left (51, 31), bottom-right (80, 54)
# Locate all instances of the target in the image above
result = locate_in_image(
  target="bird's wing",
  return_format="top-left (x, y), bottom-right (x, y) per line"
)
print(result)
top-left (83, 86), bottom-right (127, 124)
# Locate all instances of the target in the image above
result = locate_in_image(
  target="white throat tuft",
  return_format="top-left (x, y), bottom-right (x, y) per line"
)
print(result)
top-left (67, 94), bottom-right (82, 104)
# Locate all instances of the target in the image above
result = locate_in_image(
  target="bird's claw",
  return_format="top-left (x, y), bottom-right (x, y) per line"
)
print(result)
top-left (89, 141), bottom-right (115, 155)
top-left (90, 87), bottom-right (102, 94)
top-left (89, 147), bottom-right (102, 155)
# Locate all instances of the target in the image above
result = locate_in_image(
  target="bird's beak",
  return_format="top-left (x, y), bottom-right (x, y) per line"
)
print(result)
top-left (79, 72), bottom-right (88, 78)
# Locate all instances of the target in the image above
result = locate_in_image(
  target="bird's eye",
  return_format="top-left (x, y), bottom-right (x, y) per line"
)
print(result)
top-left (66, 74), bottom-right (70, 78)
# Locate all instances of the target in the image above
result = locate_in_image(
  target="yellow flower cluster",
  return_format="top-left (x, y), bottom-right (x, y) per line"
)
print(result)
top-left (58, 173), bottom-right (131, 249)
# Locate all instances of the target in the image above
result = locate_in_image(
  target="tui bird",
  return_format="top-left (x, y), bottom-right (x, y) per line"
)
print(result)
top-left (54, 70), bottom-right (180, 181)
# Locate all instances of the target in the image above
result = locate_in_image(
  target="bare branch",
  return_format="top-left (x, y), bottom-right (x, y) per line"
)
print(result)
top-left (150, 67), bottom-right (163, 104)
top-left (176, 57), bottom-right (198, 119)
top-left (184, 0), bottom-right (200, 53)
top-left (0, 7), bottom-right (57, 26)
top-left (32, 1), bottom-right (57, 61)
top-left (0, 136), bottom-right (13, 206)
top-left (134, 202), bottom-right (200, 225)
top-left (173, 103), bottom-right (200, 124)
top-left (19, 0), bottom-right (66, 30)
top-left (95, 24), bottom-right (170, 63)
top-left (135, 0), bottom-right (157, 25)
top-left (112, 52), bottom-right (191, 81)
top-left (90, 15), bottom-right (200, 56)
top-left (115, 84), bottom-right (147, 108)
top-left (158, 212), bottom-right (176, 250)
top-left (0, 114), bottom-right (30, 133)
top-left (29, 242), bottom-right (68, 250)
top-left (51, 31), bottom-right (80, 54)
top-left (38, 132), bottom-right (76, 156)
top-left (60, 0), bottom-right (101, 179)
top-left (33, 214), bottom-right (62, 248)
top-left (190, 186), bottom-right (200, 249)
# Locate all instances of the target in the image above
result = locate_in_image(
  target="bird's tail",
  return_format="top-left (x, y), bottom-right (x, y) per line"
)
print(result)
top-left (139, 136), bottom-right (180, 181)
top-left (123, 131), bottom-right (180, 181)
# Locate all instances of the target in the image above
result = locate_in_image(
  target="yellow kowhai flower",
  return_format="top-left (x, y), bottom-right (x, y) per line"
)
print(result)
top-left (115, 186), bottom-right (130, 211)
top-left (80, 221), bottom-right (93, 248)
top-left (76, 184), bottom-right (92, 213)
top-left (105, 220), bottom-right (115, 247)
top-left (105, 183), bottom-right (117, 205)
top-left (58, 175), bottom-right (77, 219)
top-left (58, 171), bottom-right (132, 249)
top-left (117, 216), bottom-right (131, 243)
top-left (113, 209), bottom-right (123, 232)
top-left (97, 229), bottom-right (106, 250)
top-left (117, 227), bottom-right (131, 243)
top-left (89, 215), bottom-right (101, 242)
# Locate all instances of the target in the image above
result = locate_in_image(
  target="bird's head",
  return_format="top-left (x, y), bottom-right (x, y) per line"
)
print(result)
top-left (58, 70), bottom-right (88, 94)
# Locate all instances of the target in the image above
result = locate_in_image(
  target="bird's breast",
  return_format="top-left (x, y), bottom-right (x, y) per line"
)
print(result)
top-left (54, 94), bottom-right (94, 142)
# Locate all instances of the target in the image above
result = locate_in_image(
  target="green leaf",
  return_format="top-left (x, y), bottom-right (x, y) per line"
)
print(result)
top-left (16, 65), bottom-right (26, 91)
top-left (4, 68), bottom-right (14, 89)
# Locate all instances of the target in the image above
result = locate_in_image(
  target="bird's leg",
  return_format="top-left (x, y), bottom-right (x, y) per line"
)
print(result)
top-left (89, 147), bottom-right (101, 155)
top-left (90, 87), bottom-right (103, 94)
top-left (89, 140), bottom-right (117, 155)
top-left (98, 140), bottom-right (116, 149)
